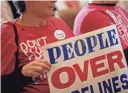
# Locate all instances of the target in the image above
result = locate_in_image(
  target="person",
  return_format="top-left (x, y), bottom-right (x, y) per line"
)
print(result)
top-left (73, 0), bottom-right (128, 63)
top-left (1, 1), bottom-right (74, 93)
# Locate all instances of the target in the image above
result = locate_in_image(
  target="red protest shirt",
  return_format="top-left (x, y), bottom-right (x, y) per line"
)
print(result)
top-left (73, 3), bottom-right (128, 50)
top-left (1, 17), bottom-right (74, 93)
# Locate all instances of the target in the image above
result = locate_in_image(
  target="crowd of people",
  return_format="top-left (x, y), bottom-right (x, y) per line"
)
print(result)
top-left (1, 0), bottom-right (128, 93)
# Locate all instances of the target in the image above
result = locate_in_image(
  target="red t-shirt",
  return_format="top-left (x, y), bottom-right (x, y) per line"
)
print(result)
top-left (1, 17), bottom-right (74, 93)
top-left (74, 3), bottom-right (128, 50)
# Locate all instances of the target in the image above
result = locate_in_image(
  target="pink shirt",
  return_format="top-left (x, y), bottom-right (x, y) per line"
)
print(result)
top-left (74, 4), bottom-right (128, 50)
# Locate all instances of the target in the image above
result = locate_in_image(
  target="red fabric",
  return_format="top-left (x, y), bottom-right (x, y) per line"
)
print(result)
top-left (1, 17), bottom-right (74, 93)
top-left (74, 4), bottom-right (128, 50)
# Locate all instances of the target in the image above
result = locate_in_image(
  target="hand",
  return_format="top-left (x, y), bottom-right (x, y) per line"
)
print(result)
top-left (21, 59), bottom-right (51, 77)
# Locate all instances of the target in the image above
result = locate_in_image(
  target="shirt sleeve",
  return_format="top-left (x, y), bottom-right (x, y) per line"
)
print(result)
top-left (1, 24), bottom-right (17, 75)
top-left (80, 10), bottom-right (115, 34)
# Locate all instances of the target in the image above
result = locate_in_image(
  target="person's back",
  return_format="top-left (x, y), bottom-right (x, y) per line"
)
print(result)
top-left (73, 0), bottom-right (128, 51)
